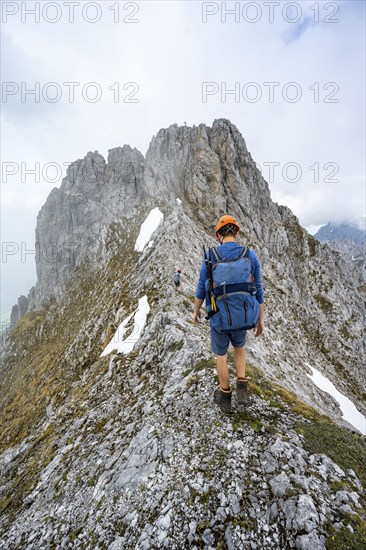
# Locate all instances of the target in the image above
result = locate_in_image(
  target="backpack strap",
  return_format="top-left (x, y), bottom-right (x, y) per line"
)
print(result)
top-left (214, 245), bottom-right (249, 262)
top-left (239, 246), bottom-right (249, 259)
top-left (203, 245), bottom-right (218, 318)
top-left (211, 247), bottom-right (221, 262)
top-left (241, 246), bottom-right (255, 282)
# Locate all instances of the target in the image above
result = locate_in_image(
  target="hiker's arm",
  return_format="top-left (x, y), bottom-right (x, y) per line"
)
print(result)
top-left (193, 260), bottom-right (207, 323)
top-left (250, 251), bottom-right (264, 337)
top-left (254, 303), bottom-right (264, 337)
top-left (193, 298), bottom-right (204, 323)
top-left (251, 251), bottom-right (264, 305)
top-left (195, 260), bottom-right (207, 301)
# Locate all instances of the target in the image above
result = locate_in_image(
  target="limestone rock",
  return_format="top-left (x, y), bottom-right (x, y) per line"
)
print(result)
top-left (1, 119), bottom-right (365, 550)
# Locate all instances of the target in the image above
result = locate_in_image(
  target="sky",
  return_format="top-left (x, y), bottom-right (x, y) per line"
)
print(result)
top-left (1, 0), bottom-right (365, 314)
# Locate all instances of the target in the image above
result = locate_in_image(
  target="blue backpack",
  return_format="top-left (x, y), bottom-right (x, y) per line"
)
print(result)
top-left (204, 246), bottom-right (259, 331)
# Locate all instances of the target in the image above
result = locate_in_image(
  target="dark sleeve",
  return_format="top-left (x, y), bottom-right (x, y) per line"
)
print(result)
top-left (195, 260), bottom-right (208, 300)
top-left (249, 250), bottom-right (264, 304)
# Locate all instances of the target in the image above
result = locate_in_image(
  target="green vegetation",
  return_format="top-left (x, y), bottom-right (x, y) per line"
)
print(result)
top-left (1, 310), bottom-right (75, 449)
top-left (0, 423), bottom-right (57, 517)
top-left (94, 418), bottom-right (109, 433)
top-left (182, 297), bottom-right (194, 309)
top-left (282, 219), bottom-right (305, 258)
top-left (314, 294), bottom-right (334, 314)
top-left (88, 477), bottom-right (97, 487)
top-left (232, 410), bottom-right (263, 433)
top-left (308, 235), bottom-right (317, 257)
top-left (327, 513), bottom-right (366, 549)
top-left (0, 235), bottom-right (143, 521)
top-left (295, 421), bottom-right (366, 487)
top-left (340, 320), bottom-right (354, 340)
top-left (186, 374), bottom-right (199, 387)
top-left (0, 240), bottom-right (140, 454)
top-left (246, 364), bottom-right (366, 489)
top-left (246, 364), bottom-right (329, 422)
top-left (168, 340), bottom-right (184, 353)
top-left (183, 357), bottom-right (216, 379)
top-left (194, 357), bottom-right (216, 371)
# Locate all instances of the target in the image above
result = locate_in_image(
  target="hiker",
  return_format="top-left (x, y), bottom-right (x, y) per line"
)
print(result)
top-left (193, 215), bottom-right (264, 413)
top-left (173, 269), bottom-right (182, 291)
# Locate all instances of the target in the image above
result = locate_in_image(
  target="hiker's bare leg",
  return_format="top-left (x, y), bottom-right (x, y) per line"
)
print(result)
top-left (216, 354), bottom-right (230, 390)
top-left (233, 346), bottom-right (246, 379)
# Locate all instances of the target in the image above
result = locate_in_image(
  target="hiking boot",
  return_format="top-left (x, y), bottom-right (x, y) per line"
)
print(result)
top-left (236, 379), bottom-right (250, 405)
top-left (214, 387), bottom-right (232, 414)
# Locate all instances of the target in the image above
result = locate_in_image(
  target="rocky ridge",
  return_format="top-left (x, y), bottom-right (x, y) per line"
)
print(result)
top-left (1, 120), bottom-right (365, 548)
top-left (1, 345), bottom-right (365, 549)
top-left (8, 121), bottom-right (366, 407)
top-left (314, 221), bottom-right (365, 277)
top-left (315, 220), bottom-right (365, 246)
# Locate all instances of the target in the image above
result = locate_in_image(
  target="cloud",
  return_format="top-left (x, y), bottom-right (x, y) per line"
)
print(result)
top-left (282, 16), bottom-right (314, 44)
top-left (1, 0), bottom-right (365, 310)
top-left (0, 31), bottom-right (68, 125)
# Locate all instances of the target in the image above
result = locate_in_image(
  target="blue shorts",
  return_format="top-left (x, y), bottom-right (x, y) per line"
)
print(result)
top-left (210, 328), bottom-right (247, 356)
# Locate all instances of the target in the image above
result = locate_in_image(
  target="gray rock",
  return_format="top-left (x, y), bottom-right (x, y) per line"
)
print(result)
top-left (269, 472), bottom-right (292, 497)
top-left (283, 494), bottom-right (319, 534)
top-left (1, 119), bottom-right (365, 550)
top-left (228, 493), bottom-right (241, 515)
top-left (225, 525), bottom-right (234, 550)
top-left (335, 490), bottom-right (351, 504)
top-left (10, 295), bottom-right (29, 324)
top-left (202, 529), bottom-right (213, 545)
top-left (339, 504), bottom-right (353, 514)
top-left (260, 451), bottom-right (279, 474)
top-left (216, 507), bottom-right (227, 521)
top-left (270, 502), bottom-right (278, 520)
top-left (289, 474), bottom-right (309, 490)
top-left (295, 531), bottom-right (326, 550)
top-left (269, 438), bottom-right (286, 458)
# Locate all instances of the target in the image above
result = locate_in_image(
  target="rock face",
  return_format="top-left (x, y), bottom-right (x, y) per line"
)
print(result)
top-left (32, 145), bottom-right (145, 306)
top-left (1, 120), bottom-right (365, 548)
top-left (314, 220), bottom-right (366, 276)
top-left (10, 295), bottom-right (29, 325)
top-left (19, 120), bottom-right (284, 309)
top-left (315, 220), bottom-right (365, 246)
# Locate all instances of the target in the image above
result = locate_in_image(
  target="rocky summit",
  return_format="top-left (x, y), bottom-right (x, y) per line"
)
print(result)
top-left (314, 220), bottom-right (366, 277)
top-left (1, 120), bottom-right (365, 549)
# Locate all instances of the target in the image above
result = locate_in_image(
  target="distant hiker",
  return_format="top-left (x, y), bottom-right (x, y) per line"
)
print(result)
top-left (174, 269), bottom-right (182, 291)
top-left (193, 215), bottom-right (264, 413)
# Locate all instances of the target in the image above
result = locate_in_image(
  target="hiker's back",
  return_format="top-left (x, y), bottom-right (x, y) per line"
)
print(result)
top-left (216, 241), bottom-right (244, 260)
top-left (205, 242), bottom-right (259, 331)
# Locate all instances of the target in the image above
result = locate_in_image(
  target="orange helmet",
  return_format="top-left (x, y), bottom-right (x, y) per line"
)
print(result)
top-left (215, 215), bottom-right (240, 237)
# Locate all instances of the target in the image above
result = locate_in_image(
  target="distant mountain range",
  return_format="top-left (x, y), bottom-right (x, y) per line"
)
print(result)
top-left (315, 220), bottom-right (365, 246)
top-left (314, 220), bottom-right (365, 272)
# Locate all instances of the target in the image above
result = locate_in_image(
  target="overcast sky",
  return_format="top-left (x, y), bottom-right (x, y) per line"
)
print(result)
top-left (1, 0), bottom-right (365, 314)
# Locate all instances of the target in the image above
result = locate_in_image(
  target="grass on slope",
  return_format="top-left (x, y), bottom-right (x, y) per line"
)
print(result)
top-left (0, 249), bottom-right (137, 454)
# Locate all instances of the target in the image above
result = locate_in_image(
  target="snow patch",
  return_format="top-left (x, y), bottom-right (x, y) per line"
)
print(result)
top-left (101, 296), bottom-right (150, 357)
top-left (134, 208), bottom-right (164, 252)
top-left (176, 198), bottom-right (182, 205)
top-left (305, 363), bottom-right (366, 435)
